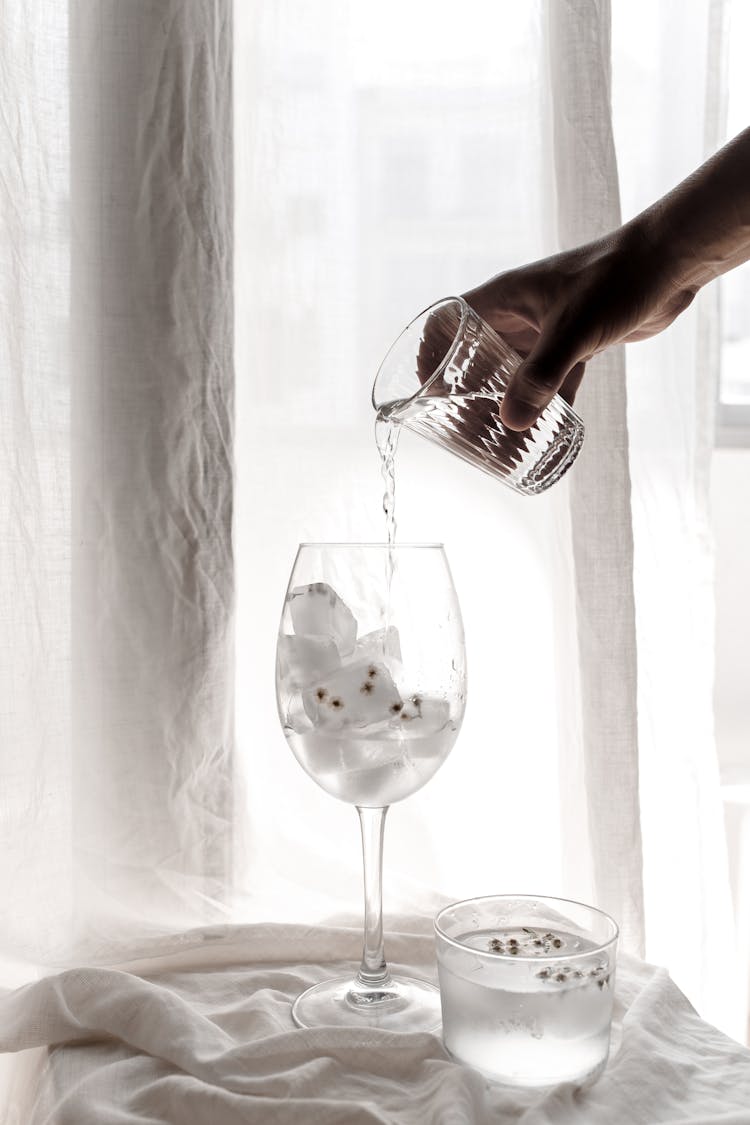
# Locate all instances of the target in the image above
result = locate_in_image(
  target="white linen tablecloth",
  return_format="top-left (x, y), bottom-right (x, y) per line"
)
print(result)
top-left (1, 918), bottom-right (749, 1124)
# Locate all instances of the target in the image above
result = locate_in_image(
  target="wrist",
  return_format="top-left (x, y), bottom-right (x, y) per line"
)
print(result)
top-left (621, 206), bottom-right (707, 291)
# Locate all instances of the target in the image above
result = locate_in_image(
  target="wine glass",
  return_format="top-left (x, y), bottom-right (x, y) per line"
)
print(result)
top-left (275, 543), bottom-right (466, 1030)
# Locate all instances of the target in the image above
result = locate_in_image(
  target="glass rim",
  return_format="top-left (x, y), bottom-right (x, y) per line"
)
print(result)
top-left (371, 294), bottom-right (585, 429)
top-left (297, 541), bottom-right (445, 549)
top-left (434, 893), bottom-right (619, 961)
top-left (371, 295), bottom-right (468, 411)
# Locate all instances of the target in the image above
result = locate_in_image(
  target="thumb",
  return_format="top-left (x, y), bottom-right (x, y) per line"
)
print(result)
top-left (500, 324), bottom-right (586, 431)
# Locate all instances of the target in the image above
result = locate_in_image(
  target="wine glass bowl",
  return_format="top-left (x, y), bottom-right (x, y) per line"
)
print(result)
top-left (275, 543), bottom-right (466, 1030)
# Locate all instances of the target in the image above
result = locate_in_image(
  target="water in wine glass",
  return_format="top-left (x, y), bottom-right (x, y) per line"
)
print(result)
top-left (284, 702), bottom-right (458, 807)
top-left (278, 580), bottom-right (459, 807)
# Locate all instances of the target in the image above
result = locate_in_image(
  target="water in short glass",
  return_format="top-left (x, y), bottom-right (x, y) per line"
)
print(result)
top-left (275, 543), bottom-right (467, 1031)
top-left (435, 895), bottom-right (619, 1088)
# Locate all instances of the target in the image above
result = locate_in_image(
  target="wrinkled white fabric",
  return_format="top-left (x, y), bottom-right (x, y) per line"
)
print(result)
top-left (1, 921), bottom-right (748, 1125)
top-left (68, 0), bottom-right (235, 948)
top-left (0, 0), bottom-right (234, 973)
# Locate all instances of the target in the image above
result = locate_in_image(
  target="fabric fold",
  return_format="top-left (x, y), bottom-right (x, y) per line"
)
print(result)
top-left (1, 924), bottom-right (748, 1124)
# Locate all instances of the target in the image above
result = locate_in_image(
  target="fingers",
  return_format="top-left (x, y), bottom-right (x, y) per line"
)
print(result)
top-left (416, 304), bottom-right (460, 390)
top-left (465, 269), bottom-right (593, 428)
top-left (558, 360), bottom-right (586, 406)
top-left (463, 277), bottom-right (540, 339)
top-left (500, 331), bottom-right (586, 431)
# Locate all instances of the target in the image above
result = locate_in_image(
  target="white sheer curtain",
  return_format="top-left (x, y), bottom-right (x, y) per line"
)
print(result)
top-left (0, 3), bottom-right (744, 1115)
top-left (233, 0), bottom-right (741, 1037)
top-left (234, 0), bottom-right (572, 927)
top-left (0, 0), bottom-right (234, 978)
top-left (612, 0), bottom-right (739, 1035)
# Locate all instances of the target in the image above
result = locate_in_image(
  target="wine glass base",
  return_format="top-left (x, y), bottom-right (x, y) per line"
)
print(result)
top-left (291, 973), bottom-right (442, 1032)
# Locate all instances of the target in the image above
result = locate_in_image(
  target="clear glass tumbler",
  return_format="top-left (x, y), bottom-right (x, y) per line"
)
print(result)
top-left (435, 894), bottom-right (618, 1088)
top-left (372, 296), bottom-right (584, 496)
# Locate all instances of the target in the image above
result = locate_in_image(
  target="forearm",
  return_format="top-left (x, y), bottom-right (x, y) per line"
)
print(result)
top-left (636, 127), bottom-right (750, 289)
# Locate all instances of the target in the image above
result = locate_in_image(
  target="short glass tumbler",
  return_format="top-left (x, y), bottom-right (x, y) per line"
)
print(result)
top-left (372, 296), bottom-right (584, 496)
top-left (435, 895), bottom-right (618, 1088)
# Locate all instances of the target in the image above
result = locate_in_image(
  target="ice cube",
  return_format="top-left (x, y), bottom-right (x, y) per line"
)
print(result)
top-left (295, 730), bottom-right (347, 775)
top-left (348, 626), bottom-right (402, 670)
top-left (391, 694), bottom-right (451, 731)
top-left (282, 692), bottom-right (314, 735)
top-left (302, 659), bottom-right (402, 730)
top-left (288, 582), bottom-right (357, 655)
top-left (277, 634), bottom-right (341, 689)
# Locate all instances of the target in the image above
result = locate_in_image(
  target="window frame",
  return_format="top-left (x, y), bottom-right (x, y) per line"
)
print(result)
top-left (716, 403), bottom-right (750, 448)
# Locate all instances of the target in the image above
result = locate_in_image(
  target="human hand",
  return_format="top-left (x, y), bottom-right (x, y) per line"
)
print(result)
top-left (463, 221), bottom-right (699, 431)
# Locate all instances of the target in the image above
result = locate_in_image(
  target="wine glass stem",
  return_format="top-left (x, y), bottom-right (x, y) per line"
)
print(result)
top-left (356, 805), bottom-right (391, 987)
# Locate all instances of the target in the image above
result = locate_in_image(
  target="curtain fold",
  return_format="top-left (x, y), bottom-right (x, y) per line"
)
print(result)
top-left (611, 0), bottom-right (740, 1036)
top-left (546, 0), bottom-right (645, 955)
top-left (0, 0), bottom-right (72, 968)
top-left (69, 0), bottom-right (236, 949)
top-left (0, 0), bottom-right (235, 972)
top-left (68, 0), bottom-right (235, 952)
top-left (620, 0), bottom-right (737, 1035)
top-left (546, 0), bottom-right (740, 1036)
